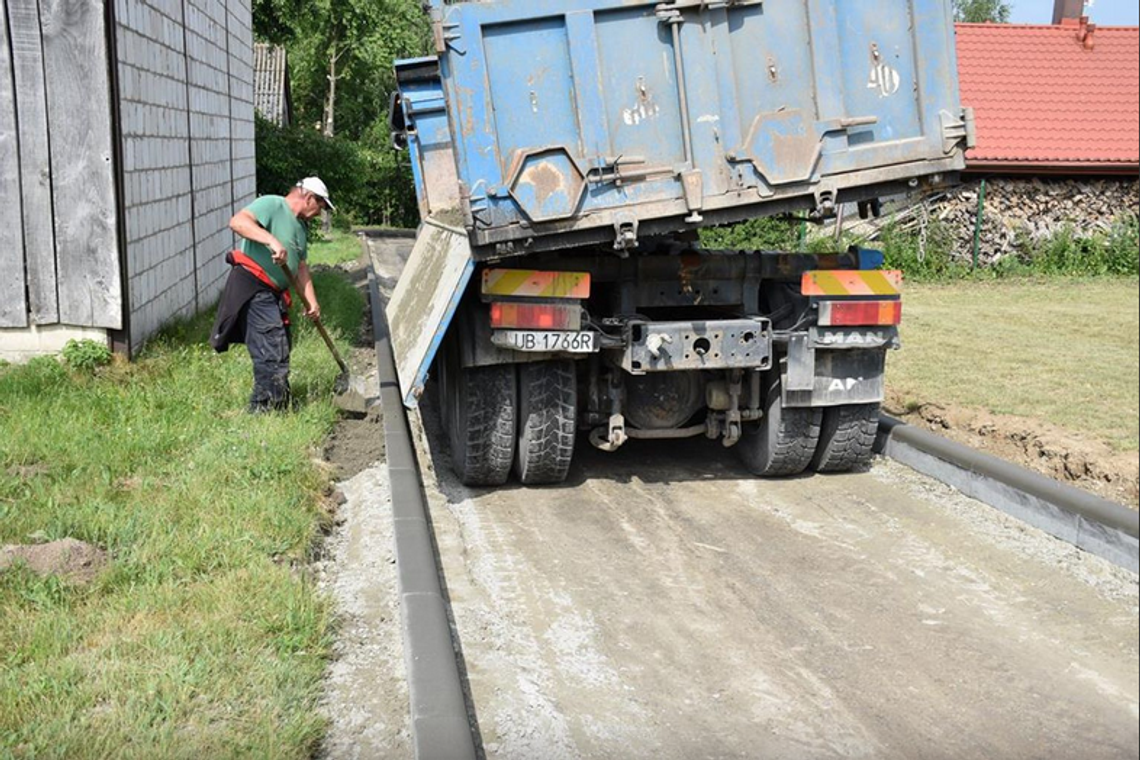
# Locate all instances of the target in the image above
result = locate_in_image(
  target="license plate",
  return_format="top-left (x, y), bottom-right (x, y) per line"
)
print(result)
top-left (493, 330), bottom-right (598, 353)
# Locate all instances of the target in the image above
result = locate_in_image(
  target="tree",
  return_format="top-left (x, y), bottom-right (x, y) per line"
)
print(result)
top-left (252, 0), bottom-right (310, 45)
top-left (274, 0), bottom-right (431, 142)
top-left (953, 0), bottom-right (1012, 23)
top-left (253, 0), bottom-right (431, 225)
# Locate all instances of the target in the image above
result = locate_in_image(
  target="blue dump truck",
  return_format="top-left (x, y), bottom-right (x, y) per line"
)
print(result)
top-left (387, 0), bottom-right (973, 487)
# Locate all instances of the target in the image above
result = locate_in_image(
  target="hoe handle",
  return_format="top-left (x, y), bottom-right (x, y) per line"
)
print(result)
top-left (280, 263), bottom-right (349, 375)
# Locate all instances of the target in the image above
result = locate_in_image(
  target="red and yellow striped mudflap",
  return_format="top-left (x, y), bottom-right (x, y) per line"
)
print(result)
top-left (482, 269), bottom-right (591, 299)
top-left (801, 270), bottom-right (903, 297)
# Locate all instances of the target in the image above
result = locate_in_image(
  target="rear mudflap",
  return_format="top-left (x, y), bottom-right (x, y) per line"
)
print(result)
top-left (783, 330), bottom-right (895, 408)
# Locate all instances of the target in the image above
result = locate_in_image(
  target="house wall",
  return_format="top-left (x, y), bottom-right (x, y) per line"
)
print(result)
top-left (0, 0), bottom-right (121, 334)
top-left (227, 1), bottom-right (256, 222)
top-left (114, 0), bottom-right (255, 351)
top-left (0, 0), bottom-right (255, 360)
top-left (114, 0), bottom-right (198, 347)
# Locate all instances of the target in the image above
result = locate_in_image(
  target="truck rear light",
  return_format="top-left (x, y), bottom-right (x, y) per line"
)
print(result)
top-left (818, 300), bottom-right (902, 327)
top-left (490, 302), bottom-right (581, 331)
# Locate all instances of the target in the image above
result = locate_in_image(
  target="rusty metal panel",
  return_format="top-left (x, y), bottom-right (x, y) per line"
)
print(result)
top-left (386, 217), bottom-right (476, 409)
top-left (621, 318), bottom-right (773, 374)
top-left (404, 0), bottom-right (967, 253)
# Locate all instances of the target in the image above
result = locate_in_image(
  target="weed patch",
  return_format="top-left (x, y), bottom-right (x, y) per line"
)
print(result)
top-left (308, 230), bottom-right (366, 268)
top-left (701, 210), bottom-right (1139, 283)
top-left (60, 340), bottom-right (112, 374)
top-left (0, 269), bottom-right (363, 757)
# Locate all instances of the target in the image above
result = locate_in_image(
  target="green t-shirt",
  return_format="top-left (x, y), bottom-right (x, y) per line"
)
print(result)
top-left (241, 195), bottom-right (308, 290)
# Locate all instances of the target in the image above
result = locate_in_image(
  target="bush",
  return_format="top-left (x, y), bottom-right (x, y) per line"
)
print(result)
top-left (700, 216), bottom-right (803, 251)
top-left (702, 212), bottom-right (963, 282)
top-left (60, 340), bottom-right (112, 373)
top-left (1019, 216), bottom-right (1139, 277)
top-left (255, 115), bottom-right (420, 229)
top-left (877, 217), bottom-right (958, 281)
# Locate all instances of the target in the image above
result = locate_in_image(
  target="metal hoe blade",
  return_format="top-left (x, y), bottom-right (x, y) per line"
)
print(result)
top-left (333, 372), bottom-right (378, 416)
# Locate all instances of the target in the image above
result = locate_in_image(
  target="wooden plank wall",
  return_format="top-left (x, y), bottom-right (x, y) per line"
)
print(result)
top-left (2, 0), bottom-right (255, 347)
top-left (8, 0), bottom-right (57, 324)
top-left (40, 0), bottom-right (122, 330)
top-left (0, 2), bottom-right (29, 328)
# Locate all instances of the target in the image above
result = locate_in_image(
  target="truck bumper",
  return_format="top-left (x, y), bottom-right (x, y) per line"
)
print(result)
top-left (616, 318), bottom-right (774, 375)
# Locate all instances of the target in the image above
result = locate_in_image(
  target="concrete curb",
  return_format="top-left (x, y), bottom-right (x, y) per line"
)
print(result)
top-left (358, 227), bottom-right (417, 239)
top-left (876, 416), bottom-right (1139, 573)
top-left (369, 261), bottom-right (479, 760)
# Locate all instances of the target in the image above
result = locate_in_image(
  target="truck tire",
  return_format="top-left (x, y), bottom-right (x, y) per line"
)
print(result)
top-left (445, 362), bottom-right (517, 487)
top-left (811, 403), bottom-right (881, 473)
top-left (738, 375), bottom-right (822, 477)
top-left (516, 360), bottom-right (578, 486)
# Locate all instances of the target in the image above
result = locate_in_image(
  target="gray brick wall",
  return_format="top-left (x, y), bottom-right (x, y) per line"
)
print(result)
top-left (185, 0), bottom-right (232, 305)
top-left (228, 0), bottom-right (256, 215)
top-left (114, 0), bottom-right (254, 351)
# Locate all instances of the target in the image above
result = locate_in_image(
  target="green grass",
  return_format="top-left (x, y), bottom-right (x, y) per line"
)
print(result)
top-left (888, 277), bottom-right (1140, 451)
top-left (308, 230), bottom-right (366, 268)
top-left (0, 269), bottom-right (364, 758)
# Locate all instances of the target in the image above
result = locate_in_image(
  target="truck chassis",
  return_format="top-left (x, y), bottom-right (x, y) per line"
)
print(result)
top-left (424, 241), bottom-right (900, 486)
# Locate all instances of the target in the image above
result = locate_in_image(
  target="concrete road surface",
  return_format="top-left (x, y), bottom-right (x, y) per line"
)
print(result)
top-left (369, 235), bottom-right (1140, 760)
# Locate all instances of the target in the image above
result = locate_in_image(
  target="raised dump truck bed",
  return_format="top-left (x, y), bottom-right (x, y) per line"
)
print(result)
top-left (388, 0), bottom-right (972, 487)
top-left (400, 0), bottom-right (971, 257)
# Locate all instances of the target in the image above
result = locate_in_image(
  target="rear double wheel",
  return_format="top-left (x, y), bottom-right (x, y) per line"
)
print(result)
top-left (441, 354), bottom-right (577, 487)
top-left (515, 360), bottom-right (578, 486)
top-left (811, 403), bottom-right (881, 473)
top-left (738, 373), bottom-right (822, 477)
top-left (441, 349), bottom-right (517, 487)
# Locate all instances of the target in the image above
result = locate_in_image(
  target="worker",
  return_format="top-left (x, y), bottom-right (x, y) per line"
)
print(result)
top-left (210, 177), bottom-right (335, 412)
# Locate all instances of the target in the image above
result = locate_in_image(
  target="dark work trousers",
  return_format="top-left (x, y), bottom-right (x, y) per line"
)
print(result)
top-left (244, 290), bottom-right (293, 411)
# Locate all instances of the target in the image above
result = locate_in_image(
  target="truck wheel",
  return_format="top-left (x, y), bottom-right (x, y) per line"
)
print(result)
top-left (445, 362), bottom-right (517, 487)
top-left (738, 375), bottom-right (822, 477)
top-left (516, 360), bottom-right (578, 486)
top-left (811, 404), bottom-right (881, 473)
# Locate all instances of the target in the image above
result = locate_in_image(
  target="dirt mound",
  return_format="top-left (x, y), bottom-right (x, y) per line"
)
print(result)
top-left (7, 464), bottom-right (49, 480)
top-left (324, 402), bottom-right (386, 480)
top-left (886, 390), bottom-right (1139, 509)
top-left (320, 254), bottom-right (388, 480)
top-left (0, 538), bottom-right (109, 584)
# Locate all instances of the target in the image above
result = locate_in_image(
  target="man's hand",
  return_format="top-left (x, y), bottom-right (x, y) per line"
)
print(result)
top-left (269, 238), bottom-right (288, 266)
top-left (231, 210), bottom-right (287, 264)
top-left (305, 301), bottom-right (321, 322)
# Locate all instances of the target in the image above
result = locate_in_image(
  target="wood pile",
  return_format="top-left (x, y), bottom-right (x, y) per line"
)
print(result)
top-left (936, 177), bottom-right (1139, 264)
top-left (838, 177), bottom-right (1139, 265)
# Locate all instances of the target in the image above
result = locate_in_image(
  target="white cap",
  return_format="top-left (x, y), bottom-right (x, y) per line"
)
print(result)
top-left (297, 176), bottom-right (335, 211)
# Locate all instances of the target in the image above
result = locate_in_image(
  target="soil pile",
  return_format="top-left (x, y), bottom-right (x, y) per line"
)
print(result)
top-left (0, 538), bottom-right (109, 584)
top-left (887, 390), bottom-right (1139, 509)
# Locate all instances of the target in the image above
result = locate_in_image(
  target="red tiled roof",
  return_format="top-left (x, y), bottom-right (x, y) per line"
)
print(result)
top-left (956, 21), bottom-right (1140, 172)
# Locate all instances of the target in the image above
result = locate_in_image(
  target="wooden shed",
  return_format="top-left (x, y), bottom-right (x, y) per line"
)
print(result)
top-left (253, 43), bottom-right (292, 127)
top-left (0, 0), bottom-right (255, 361)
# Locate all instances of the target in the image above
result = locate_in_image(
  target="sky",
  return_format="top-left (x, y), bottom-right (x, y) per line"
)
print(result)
top-left (1009, 0), bottom-right (1140, 25)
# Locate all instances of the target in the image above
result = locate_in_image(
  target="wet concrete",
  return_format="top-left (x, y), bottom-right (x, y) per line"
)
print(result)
top-left (416, 421), bottom-right (1138, 760)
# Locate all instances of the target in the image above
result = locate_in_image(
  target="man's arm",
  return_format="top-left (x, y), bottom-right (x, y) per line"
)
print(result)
top-left (230, 209), bottom-right (288, 265)
top-left (296, 261), bottom-right (321, 321)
